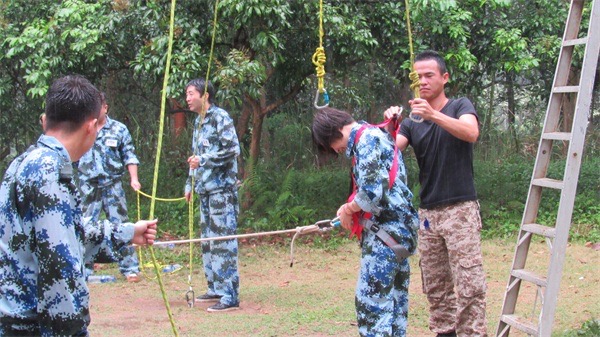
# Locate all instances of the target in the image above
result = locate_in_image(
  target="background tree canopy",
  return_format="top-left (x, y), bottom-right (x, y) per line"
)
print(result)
top-left (1, 0), bottom-right (598, 240)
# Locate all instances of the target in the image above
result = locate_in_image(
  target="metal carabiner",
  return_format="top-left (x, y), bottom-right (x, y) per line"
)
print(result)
top-left (408, 104), bottom-right (423, 123)
top-left (315, 216), bottom-right (341, 231)
top-left (185, 289), bottom-right (195, 308)
top-left (314, 88), bottom-right (330, 109)
top-left (409, 113), bottom-right (423, 123)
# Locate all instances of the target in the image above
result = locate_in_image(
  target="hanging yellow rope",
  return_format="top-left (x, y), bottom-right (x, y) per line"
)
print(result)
top-left (404, 0), bottom-right (423, 123)
top-left (405, 0), bottom-right (420, 99)
top-left (312, 0), bottom-right (329, 108)
top-left (144, 0), bottom-right (179, 335)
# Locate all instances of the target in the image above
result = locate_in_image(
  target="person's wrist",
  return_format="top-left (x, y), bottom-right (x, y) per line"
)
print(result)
top-left (344, 203), bottom-right (354, 215)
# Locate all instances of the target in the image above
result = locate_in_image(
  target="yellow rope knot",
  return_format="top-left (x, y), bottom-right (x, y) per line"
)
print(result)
top-left (409, 70), bottom-right (420, 99)
top-left (312, 47), bottom-right (327, 91)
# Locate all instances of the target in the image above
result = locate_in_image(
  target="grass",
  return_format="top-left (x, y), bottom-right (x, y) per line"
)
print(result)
top-left (88, 237), bottom-right (599, 336)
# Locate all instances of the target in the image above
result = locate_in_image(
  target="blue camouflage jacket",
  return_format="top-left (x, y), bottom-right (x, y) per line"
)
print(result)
top-left (78, 116), bottom-right (139, 187)
top-left (185, 105), bottom-right (240, 195)
top-left (0, 135), bottom-right (134, 336)
top-left (347, 122), bottom-right (418, 249)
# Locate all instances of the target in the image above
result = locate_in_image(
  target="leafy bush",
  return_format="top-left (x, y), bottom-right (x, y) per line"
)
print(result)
top-left (239, 163), bottom-right (349, 232)
top-left (559, 319), bottom-right (600, 337)
top-left (477, 153), bottom-right (599, 241)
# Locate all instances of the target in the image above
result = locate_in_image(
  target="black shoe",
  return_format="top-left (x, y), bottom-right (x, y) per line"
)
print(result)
top-left (195, 293), bottom-right (222, 302)
top-left (207, 302), bottom-right (240, 312)
top-left (436, 332), bottom-right (457, 337)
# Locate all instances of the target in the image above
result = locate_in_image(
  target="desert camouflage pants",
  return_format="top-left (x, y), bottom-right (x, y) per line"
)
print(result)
top-left (198, 189), bottom-right (240, 306)
top-left (418, 200), bottom-right (487, 337)
top-left (80, 180), bottom-right (139, 276)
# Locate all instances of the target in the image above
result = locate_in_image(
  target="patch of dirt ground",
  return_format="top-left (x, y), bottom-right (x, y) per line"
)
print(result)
top-left (88, 238), bottom-right (599, 336)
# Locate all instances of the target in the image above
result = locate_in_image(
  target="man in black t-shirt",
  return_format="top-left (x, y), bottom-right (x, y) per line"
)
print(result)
top-left (385, 50), bottom-right (487, 337)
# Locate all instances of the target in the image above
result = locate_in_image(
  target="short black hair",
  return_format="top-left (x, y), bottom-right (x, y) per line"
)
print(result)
top-left (311, 107), bottom-right (354, 155)
top-left (45, 75), bottom-right (101, 133)
top-left (99, 91), bottom-right (107, 105)
top-left (415, 50), bottom-right (447, 75)
top-left (186, 78), bottom-right (216, 104)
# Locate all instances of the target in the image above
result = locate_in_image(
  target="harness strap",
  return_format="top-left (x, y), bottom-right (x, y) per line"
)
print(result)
top-left (363, 219), bottom-right (411, 262)
top-left (348, 117), bottom-right (400, 239)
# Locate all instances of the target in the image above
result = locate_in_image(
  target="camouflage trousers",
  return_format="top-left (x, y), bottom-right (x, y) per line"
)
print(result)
top-left (418, 200), bottom-right (487, 337)
top-left (0, 323), bottom-right (88, 337)
top-left (355, 230), bottom-right (411, 337)
top-left (198, 189), bottom-right (240, 306)
top-left (80, 180), bottom-right (139, 276)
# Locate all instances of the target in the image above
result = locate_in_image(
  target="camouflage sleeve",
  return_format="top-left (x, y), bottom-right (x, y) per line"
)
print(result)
top-left (81, 217), bottom-right (135, 264)
top-left (352, 131), bottom-right (389, 215)
top-left (185, 173), bottom-right (193, 194)
top-left (198, 113), bottom-right (240, 168)
top-left (118, 126), bottom-right (140, 167)
top-left (28, 173), bottom-right (91, 336)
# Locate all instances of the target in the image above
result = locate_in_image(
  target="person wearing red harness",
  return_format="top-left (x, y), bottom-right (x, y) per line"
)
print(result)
top-left (385, 50), bottom-right (487, 337)
top-left (312, 107), bottom-right (418, 337)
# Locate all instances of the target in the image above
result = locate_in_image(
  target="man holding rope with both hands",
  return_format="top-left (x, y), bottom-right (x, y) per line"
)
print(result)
top-left (385, 50), bottom-right (487, 337)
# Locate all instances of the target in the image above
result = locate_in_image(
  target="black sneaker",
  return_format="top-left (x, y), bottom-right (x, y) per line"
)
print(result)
top-left (195, 293), bottom-right (222, 302)
top-left (207, 302), bottom-right (240, 312)
top-left (436, 332), bottom-right (457, 337)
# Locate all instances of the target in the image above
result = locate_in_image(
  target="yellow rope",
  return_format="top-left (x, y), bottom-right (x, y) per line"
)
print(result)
top-left (312, 0), bottom-right (326, 93)
top-left (312, 48), bottom-right (326, 93)
top-left (146, 0), bottom-right (179, 335)
top-left (137, 189), bottom-right (186, 202)
top-left (404, 0), bottom-right (420, 99)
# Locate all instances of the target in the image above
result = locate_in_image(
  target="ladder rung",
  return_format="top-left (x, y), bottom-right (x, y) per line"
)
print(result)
top-left (553, 85), bottom-right (579, 93)
top-left (512, 269), bottom-right (547, 287)
top-left (542, 132), bottom-right (571, 141)
top-left (562, 37), bottom-right (588, 47)
top-left (532, 178), bottom-right (564, 189)
top-left (522, 223), bottom-right (556, 238)
top-left (501, 314), bottom-right (538, 335)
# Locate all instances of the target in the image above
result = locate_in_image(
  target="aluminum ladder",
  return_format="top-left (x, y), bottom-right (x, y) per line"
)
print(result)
top-left (496, 0), bottom-right (600, 336)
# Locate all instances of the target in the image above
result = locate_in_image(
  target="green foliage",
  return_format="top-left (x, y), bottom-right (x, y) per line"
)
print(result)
top-left (240, 163), bottom-right (348, 233)
top-left (215, 49), bottom-right (266, 108)
top-left (477, 153), bottom-right (600, 241)
top-left (559, 319), bottom-right (600, 337)
top-left (4, 0), bottom-right (114, 97)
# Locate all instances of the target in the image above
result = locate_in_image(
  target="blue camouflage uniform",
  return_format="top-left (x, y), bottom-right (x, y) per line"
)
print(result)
top-left (0, 135), bottom-right (135, 336)
top-left (77, 116), bottom-right (140, 276)
top-left (347, 122), bottom-right (419, 337)
top-left (185, 105), bottom-right (240, 307)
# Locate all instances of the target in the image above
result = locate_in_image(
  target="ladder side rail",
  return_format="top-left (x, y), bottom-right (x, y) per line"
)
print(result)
top-left (545, 0), bottom-right (584, 133)
top-left (539, 2), bottom-right (600, 335)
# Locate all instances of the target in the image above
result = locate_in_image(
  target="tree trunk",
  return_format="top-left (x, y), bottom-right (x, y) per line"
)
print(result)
top-left (249, 105), bottom-right (265, 168)
top-left (506, 71), bottom-right (519, 151)
top-left (236, 102), bottom-right (252, 179)
top-left (482, 77), bottom-right (496, 143)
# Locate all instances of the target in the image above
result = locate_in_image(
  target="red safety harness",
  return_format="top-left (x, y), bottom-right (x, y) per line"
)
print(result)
top-left (348, 117), bottom-right (400, 239)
